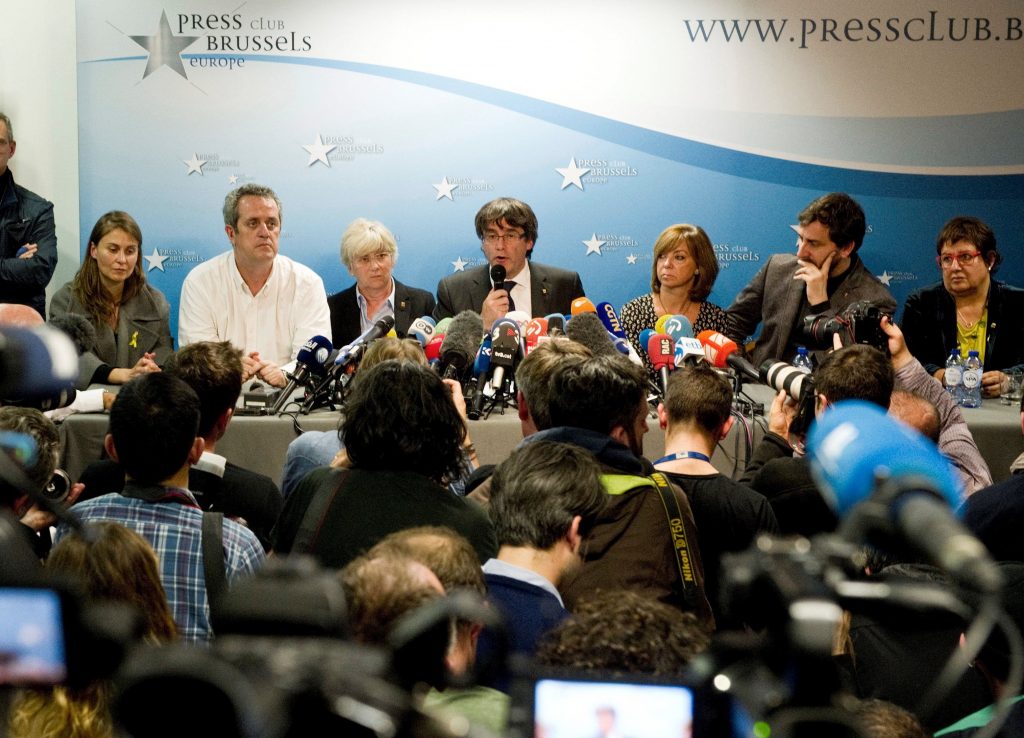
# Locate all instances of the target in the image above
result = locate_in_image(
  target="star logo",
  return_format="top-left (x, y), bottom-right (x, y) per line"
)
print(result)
top-left (627, 253), bottom-right (638, 265)
top-left (303, 133), bottom-right (336, 167)
top-left (228, 175), bottom-right (238, 185)
top-left (433, 176), bottom-right (458, 201)
top-left (129, 11), bottom-right (201, 81)
top-left (583, 234), bottom-right (606, 256)
top-left (878, 270), bottom-right (893, 286)
top-left (144, 247), bottom-right (169, 272)
top-left (556, 157), bottom-right (590, 190)
top-left (183, 153), bottom-right (206, 176)
top-left (451, 257), bottom-right (468, 272)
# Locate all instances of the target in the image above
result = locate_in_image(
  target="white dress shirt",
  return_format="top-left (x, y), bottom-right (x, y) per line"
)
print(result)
top-left (178, 252), bottom-right (331, 366)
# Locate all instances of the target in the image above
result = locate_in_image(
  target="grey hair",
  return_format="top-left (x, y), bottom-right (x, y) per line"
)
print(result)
top-left (222, 184), bottom-right (282, 228)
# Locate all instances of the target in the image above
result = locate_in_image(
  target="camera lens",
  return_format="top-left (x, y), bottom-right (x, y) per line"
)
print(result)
top-left (44, 469), bottom-right (71, 503)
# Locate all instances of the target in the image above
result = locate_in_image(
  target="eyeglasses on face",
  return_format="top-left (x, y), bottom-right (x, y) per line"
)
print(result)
top-left (937, 251), bottom-right (983, 269)
top-left (483, 232), bottom-right (525, 245)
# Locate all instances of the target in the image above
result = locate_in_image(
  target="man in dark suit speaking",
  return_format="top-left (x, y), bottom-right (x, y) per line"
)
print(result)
top-left (434, 197), bottom-right (585, 329)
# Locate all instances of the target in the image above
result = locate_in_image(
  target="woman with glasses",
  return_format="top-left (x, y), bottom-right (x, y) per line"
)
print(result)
top-left (620, 223), bottom-right (727, 372)
top-left (901, 216), bottom-right (1024, 397)
top-left (326, 218), bottom-right (435, 348)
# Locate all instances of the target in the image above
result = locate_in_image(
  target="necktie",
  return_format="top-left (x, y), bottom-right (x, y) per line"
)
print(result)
top-left (504, 280), bottom-right (516, 312)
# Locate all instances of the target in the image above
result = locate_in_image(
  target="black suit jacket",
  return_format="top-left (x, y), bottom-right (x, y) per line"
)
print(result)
top-left (433, 262), bottom-right (585, 321)
top-left (327, 278), bottom-right (436, 348)
top-left (77, 458), bottom-right (283, 551)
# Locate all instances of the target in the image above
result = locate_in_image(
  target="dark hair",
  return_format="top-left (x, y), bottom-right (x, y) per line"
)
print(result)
top-left (108, 374), bottom-right (200, 484)
top-left (663, 364), bottom-right (733, 435)
top-left (649, 223), bottom-right (720, 302)
top-left (223, 183), bottom-right (282, 228)
top-left (935, 215), bottom-right (1001, 274)
top-left (515, 338), bottom-right (592, 430)
top-left (548, 354), bottom-right (647, 435)
top-left (0, 407), bottom-right (59, 493)
top-left (474, 197), bottom-right (538, 245)
top-left (342, 361), bottom-right (466, 483)
top-left (798, 193), bottom-right (867, 252)
top-left (815, 344), bottom-right (894, 410)
top-left (369, 526), bottom-right (485, 597)
top-left (340, 553), bottom-right (442, 645)
top-left (489, 441), bottom-right (606, 550)
top-left (164, 341), bottom-right (243, 437)
top-left (72, 211), bottom-right (146, 323)
top-left (536, 589), bottom-right (710, 675)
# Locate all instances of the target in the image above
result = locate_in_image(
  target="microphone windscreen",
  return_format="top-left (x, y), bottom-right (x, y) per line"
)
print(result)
top-left (473, 334), bottom-right (493, 376)
top-left (425, 335), bottom-right (444, 363)
top-left (505, 310), bottom-right (530, 325)
top-left (408, 316), bottom-right (437, 347)
top-left (696, 330), bottom-right (739, 369)
top-left (638, 328), bottom-right (656, 356)
top-left (663, 315), bottom-right (694, 342)
top-left (434, 317), bottom-right (453, 335)
top-left (646, 333), bottom-right (675, 371)
top-left (807, 400), bottom-right (961, 517)
top-left (570, 297), bottom-right (597, 315)
top-left (0, 325), bottom-right (78, 397)
top-left (565, 312), bottom-right (616, 356)
top-left (440, 310), bottom-right (484, 373)
top-left (596, 302), bottom-right (627, 340)
top-left (654, 314), bottom-right (672, 334)
top-left (47, 313), bottom-right (97, 355)
top-left (295, 335), bottom-right (334, 376)
top-left (545, 313), bottom-right (565, 335)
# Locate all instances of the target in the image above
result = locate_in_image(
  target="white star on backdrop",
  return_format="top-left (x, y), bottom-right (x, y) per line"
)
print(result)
top-left (183, 153), bottom-right (206, 175)
top-left (878, 270), bottom-right (893, 286)
top-left (556, 157), bottom-right (590, 190)
top-left (129, 11), bottom-right (200, 81)
top-left (583, 234), bottom-right (606, 256)
top-left (451, 257), bottom-right (468, 272)
top-left (433, 176), bottom-right (458, 201)
top-left (144, 247), bottom-right (169, 272)
top-left (627, 253), bottom-right (638, 265)
top-left (303, 134), bottom-right (336, 167)
top-left (228, 175), bottom-right (238, 185)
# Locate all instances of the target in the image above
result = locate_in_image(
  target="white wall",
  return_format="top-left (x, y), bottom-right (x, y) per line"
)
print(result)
top-left (0, 0), bottom-right (81, 302)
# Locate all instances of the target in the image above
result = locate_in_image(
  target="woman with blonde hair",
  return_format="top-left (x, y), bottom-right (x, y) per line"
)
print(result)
top-left (9, 522), bottom-right (177, 738)
top-left (50, 210), bottom-right (173, 388)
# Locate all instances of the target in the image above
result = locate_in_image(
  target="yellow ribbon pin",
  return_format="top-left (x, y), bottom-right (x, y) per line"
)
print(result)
top-left (129, 331), bottom-right (138, 348)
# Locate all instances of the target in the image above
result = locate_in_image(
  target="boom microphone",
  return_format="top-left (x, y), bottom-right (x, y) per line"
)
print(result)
top-left (697, 330), bottom-right (759, 383)
top-left (565, 312), bottom-right (616, 357)
top-left (48, 313), bottom-right (97, 355)
top-left (807, 400), bottom-right (999, 593)
top-left (439, 311), bottom-right (484, 380)
top-left (271, 335), bottom-right (333, 414)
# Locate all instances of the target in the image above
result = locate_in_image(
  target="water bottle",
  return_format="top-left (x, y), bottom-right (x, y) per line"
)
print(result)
top-left (962, 350), bottom-right (983, 408)
top-left (793, 346), bottom-right (813, 374)
top-left (945, 348), bottom-right (963, 405)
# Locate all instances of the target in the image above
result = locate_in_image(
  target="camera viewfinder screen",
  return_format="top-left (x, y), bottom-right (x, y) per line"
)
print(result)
top-left (0, 588), bottom-right (67, 685)
top-left (534, 678), bottom-right (694, 738)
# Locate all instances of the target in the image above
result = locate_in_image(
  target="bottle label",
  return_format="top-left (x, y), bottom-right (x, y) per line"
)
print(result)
top-left (945, 367), bottom-right (963, 385)
top-left (963, 369), bottom-right (982, 389)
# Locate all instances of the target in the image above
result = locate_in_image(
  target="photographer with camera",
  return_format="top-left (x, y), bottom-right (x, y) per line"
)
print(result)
top-left (724, 192), bottom-right (896, 365)
top-left (743, 317), bottom-right (992, 535)
top-left (0, 406), bottom-right (83, 558)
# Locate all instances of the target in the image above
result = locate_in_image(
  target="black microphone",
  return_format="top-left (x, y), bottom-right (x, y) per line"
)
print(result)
top-left (334, 315), bottom-right (396, 370)
top-left (3, 388), bottom-right (78, 412)
top-left (490, 263), bottom-right (507, 296)
top-left (270, 335), bottom-right (333, 415)
top-left (487, 318), bottom-right (521, 396)
top-left (438, 310), bottom-right (483, 381)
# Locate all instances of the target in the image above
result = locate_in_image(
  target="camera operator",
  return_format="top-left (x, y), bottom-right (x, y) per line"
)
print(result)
top-left (0, 406), bottom-right (83, 558)
top-left (741, 317), bottom-right (991, 535)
